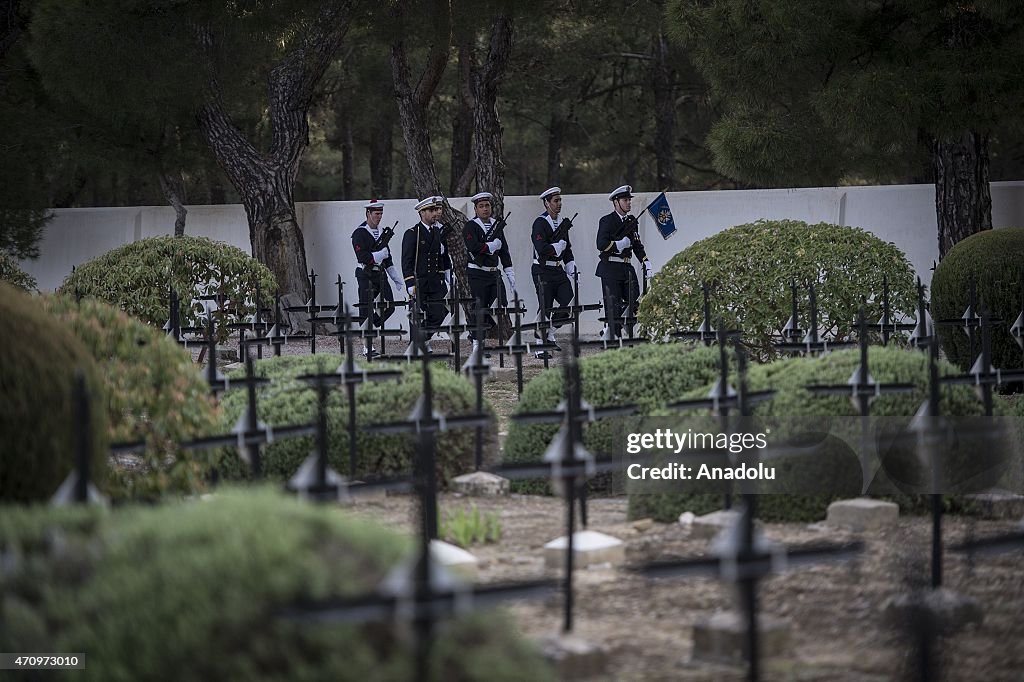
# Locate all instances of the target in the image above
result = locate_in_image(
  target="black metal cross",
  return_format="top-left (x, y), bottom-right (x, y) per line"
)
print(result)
top-left (774, 284), bottom-right (856, 356)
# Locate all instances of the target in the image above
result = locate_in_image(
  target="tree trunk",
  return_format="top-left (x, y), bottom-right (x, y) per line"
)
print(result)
top-left (341, 115), bottom-right (355, 200)
top-left (369, 109), bottom-right (393, 198)
top-left (450, 42), bottom-right (475, 197)
top-left (158, 168), bottom-right (188, 237)
top-left (193, 2), bottom-right (353, 300)
top-left (651, 29), bottom-right (677, 191)
top-left (471, 14), bottom-right (513, 214)
top-left (546, 112), bottom-right (565, 187)
top-left (932, 131), bottom-right (992, 259)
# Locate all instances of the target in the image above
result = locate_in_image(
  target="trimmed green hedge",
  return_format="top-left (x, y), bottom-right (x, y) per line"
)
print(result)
top-left (41, 295), bottom-right (220, 500)
top-left (637, 220), bottom-right (917, 359)
top-left (58, 235), bottom-right (276, 342)
top-left (0, 284), bottom-right (108, 502)
top-left (630, 346), bottom-right (1021, 523)
top-left (217, 356), bottom-right (492, 484)
top-left (504, 343), bottom-right (724, 493)
top-left (0, 488), bottom-right (555, 681)
top-left (931, 227), bottom-right (1024, 375)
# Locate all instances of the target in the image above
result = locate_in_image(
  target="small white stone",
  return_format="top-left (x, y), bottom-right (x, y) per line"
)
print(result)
top-left (543, 530), bottom-right (625, 569)
top-left (430, 539), bottom-right (479, 581)
top-left (826, 498), bottom-right (898, 530)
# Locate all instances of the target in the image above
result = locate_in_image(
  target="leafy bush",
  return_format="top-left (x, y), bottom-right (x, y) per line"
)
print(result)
top-left (629, 346), bottom-right (1020, 523)
top-left (58, 235), bottom-right (276, 341)
top-left (504, 343), bottom-right (724, 493)
top-left (40, 295), bottom-right (220, 500)
top-left (638, 220), bottom-right (917, 359)
top-left (217, 356), bottom-right (492, 484)
top-left (931, 227), bottom-right (1024, 375)
top-left (0, 251), bottom-right (37, 292)
top-left (0, 488), bottom-right (555, 682)
top-left (0, 283), bottom-right (108, 502)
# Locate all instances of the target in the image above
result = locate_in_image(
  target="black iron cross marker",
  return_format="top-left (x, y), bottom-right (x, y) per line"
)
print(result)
top-left (497, 288), bottom-right (550, 395)
top-left (671, 282), bottom-right (734, 345)
top-left (283, 269), bottom-right (338, 355)
top-left (774, 284), bottom-right (856, 356)
top-left (462, 304), bottom-right (492, 471)
top-left (940, 309), bottom-right (1024, 416)
top-left (876, 274), bottom-right (916, 346)
top-left (51, 372), bottom-right (107, 506)
top-left (908, 277), bottom-right (935, 350)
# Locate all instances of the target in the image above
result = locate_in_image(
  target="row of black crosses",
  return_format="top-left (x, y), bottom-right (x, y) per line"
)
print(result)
top-left (55, 275), bottom-right (1024, 681)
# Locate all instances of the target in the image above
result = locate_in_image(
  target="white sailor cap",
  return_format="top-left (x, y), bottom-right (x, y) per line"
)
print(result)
top-left (364, 198), bottom-right (384, 210)
top-left (539, 187), bottom-right (561, 201)
top-left (608, 185), bottom-right (633, 201)
top-left (470, 191), bottom-right (493, 204)
top-left (414, 196), bottom-right (444, 211)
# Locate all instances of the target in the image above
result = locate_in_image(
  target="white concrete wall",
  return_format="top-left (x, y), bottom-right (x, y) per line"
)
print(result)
top-left (20, 182), bottom-right (1024, 334)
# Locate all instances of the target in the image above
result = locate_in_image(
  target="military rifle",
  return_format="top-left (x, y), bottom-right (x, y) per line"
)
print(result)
top-left (372, 220), bottom-right (399, 251)
top-left (549, 212), bottom-right (579, 244)
top-left (484, 212), bottom-right (511, 243)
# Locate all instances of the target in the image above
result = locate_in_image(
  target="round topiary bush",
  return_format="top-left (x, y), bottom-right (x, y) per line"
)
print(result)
top-left (638, 220), bottom-right (917, 359)
top-left (0, 487), bottom-right (555, 682)
top-left (629, 346), bottom-right (1021, 523)
top-left (0, 251), bottom-right (37, 292)
top-left (0, 283), bottom-right (109, 502)
top-left (931, 227), bottom-right (1024, 376)
top-left (58, 235), bottom-right (277, 341)
top-left (504, 343), bottom-right (725, 493)
top-left (216, 356), bottom-right (492, 484)
top-left (40, 295), bottom-right (221, 500)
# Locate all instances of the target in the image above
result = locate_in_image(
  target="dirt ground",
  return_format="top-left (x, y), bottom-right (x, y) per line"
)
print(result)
top-left (349, 492), bottom-right (1024, 682)
top-left (212, 338), bottom-right (1024, 680)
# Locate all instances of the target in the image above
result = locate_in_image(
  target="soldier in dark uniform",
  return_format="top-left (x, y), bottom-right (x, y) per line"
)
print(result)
top-left (531, 187), bottom-right (577, 358)
top-left (596, 184), bottom-right (652, 339)
top-left (352, 198), bottom-right (403, 357)
top-left (401, 196), bottom-right (451, 345)
top-left (463, 191), bottom-right (516, 354)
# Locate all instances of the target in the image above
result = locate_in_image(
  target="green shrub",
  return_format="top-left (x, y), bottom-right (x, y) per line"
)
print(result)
top-left (629, 346), bottom-right (1021, 523)
top-left (0, 252), bottom-right (37, 292)
top-left (504, 343), bottom-right (724, 493)
top-left (58, 235), bottom-right (276, 341)
top-left (0, 283), bottom-right (108, 502)
top-left (931, 227), bottom-right (1024, 375)
top-left (40, 295), bottom-right (220, 500)
top-left (0, 488), bottom-right (555, 682)
top-left (216, 356), bottom-right (492, 484)
top-left (638, 220), bottom-right (917, 359)
top-left (441, 504), bottom-right (502, 548)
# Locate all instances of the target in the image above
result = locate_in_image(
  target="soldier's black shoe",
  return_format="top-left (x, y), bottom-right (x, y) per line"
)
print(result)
top-left (534, 350), bottom-right (553, 360)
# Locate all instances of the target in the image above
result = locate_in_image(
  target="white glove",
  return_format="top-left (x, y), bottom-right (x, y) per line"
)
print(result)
top-left (552, 239), bottom-right (567, 257)
top-left (504, 267), bottom-right (516, 292)
top-left (371, 247), bottom-right (390, 263)
top-left (444, 270), bottom-right (452, 288)
top-left (407, 285), bottom-right (416, 297)
top-left (386, 265), bottom-right (403, 290)
top-left (486, 238), bottom-right (503, 253)
top-left (644, 260), bottom-right (654, 280)
top-left (564, 260), bottom-right (577, 278)
top-left (614, 237), bottom-right (631, 251)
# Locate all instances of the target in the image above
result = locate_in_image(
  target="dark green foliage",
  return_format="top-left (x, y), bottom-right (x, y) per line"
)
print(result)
top-left (629, 346), bottom-right (1021, 523)
top-left (0, 488), bottom-right (555, 682)
top-left (59, 235), bottom-right (276, 341)
top-left (667, 0), bottom-right (1024, 186)
top-left (638, 220), bottom-right (917, 359)
top-left (0, 283), bottom-right (108, 502)
top-left (0, 252), bottom-right (37, 292)
top-left (504, 343), bottom-right (724, 493)
top-left (931, 228), bottom-right (1024, 374)
top-left (41, 295), bottom-right (220, 500)
top-left (217, 356), bottom-right (492, 484)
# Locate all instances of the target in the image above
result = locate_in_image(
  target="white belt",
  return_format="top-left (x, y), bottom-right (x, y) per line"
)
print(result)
top-left (605, 255), bottom-right (631, 263)
top-left (468, 263), bottom-right (499, 272)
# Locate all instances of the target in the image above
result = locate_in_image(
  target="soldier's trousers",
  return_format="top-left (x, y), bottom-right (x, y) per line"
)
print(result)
top-left (467, 268), bottom-right (506, 340)
top-left (531, 264), bottom-right (573, 330)
top-left (600, 267), bottom-right (640, 338)
top-left (355, 267), bottom-right (394, 328)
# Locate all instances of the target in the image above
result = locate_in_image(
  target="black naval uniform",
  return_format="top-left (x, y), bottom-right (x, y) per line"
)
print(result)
top-left (352, 221), bottom-right (395, 328)
top-left (596, 211), bottom-right (647, 337)
top-left (531, 212), bottom-right (576, 330)
top-left (401, 221), bottom-right (451, 331)
top-left (463, 216), bottom-right (511, 341)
